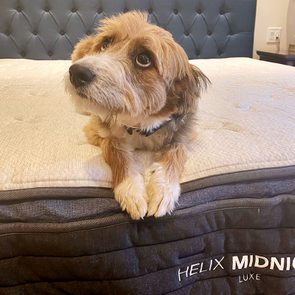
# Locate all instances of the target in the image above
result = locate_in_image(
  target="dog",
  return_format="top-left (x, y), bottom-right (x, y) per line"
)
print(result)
top-left (65, 11), bottom-right (209, 220)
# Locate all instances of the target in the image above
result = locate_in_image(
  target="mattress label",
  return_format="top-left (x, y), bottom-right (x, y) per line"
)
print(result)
top-left (178, 256), bottom-right (225, 281)
top-left (178, 254), bottom-right (295, 282)
top-left (232, 254), bottom-right (295, 271)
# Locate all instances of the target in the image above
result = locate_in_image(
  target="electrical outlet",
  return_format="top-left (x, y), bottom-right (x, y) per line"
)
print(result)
top-left (267, 27), bottom-right (282, 43)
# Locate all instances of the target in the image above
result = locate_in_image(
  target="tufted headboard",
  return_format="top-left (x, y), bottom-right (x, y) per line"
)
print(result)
top-left (0, 0), bottom-right (256, 60)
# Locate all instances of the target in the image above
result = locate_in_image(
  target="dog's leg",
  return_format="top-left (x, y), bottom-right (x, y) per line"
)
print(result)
top-left (147, 143), bottom-right (187, 217)
top-left (84, 118), bottom-right (146, 219)
top-left (101, 139), bottom-right (147, 220)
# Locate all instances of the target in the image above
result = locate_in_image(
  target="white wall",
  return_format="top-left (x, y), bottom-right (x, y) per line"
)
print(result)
top-left (253, 0), bottom-right (289, 58)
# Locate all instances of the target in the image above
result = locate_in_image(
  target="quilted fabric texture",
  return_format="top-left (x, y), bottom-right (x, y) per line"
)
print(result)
top-left (0, 0), bottom-right (256, 59)
top-left (0, 58), bottom-right (295, 191)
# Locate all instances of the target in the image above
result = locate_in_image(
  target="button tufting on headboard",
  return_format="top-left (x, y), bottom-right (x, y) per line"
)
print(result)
top-left (0, 0), bottom-right (257, 60)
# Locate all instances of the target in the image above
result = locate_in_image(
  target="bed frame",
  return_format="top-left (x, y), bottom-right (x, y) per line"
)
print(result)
top-left (0, 0), bottom-right (256, 60)
top-left (0, 1), bottom-right (267, 295)
top-left (1, 2), bottom-right (295, 295)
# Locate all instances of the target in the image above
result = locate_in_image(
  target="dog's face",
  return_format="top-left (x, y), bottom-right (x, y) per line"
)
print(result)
top-left (65, 11), bottom-right (208, 119)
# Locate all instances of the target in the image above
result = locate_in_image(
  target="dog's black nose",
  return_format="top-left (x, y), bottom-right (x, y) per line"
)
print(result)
top-left (69, 64), bottom-right (95, 87)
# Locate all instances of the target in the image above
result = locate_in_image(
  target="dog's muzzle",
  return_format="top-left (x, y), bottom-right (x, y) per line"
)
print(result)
top-left (69, 64), bottom-right (95, 88)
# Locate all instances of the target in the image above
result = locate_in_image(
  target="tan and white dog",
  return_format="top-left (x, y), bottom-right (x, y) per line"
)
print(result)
top-left (65, 11), bottom-right (209, 220)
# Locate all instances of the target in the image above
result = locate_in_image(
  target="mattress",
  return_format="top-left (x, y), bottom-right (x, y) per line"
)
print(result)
top-left (0, 57), bottom-right (295, 294)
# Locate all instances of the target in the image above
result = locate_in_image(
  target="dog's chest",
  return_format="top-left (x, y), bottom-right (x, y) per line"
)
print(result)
top-left (124, 131), bottom-right (167, 151)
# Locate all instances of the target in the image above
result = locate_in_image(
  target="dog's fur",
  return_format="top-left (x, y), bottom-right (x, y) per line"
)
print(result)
top-left (65, 11), bottom-right (209, 219)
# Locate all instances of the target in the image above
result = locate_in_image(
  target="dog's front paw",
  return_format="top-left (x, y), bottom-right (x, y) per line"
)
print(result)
top-left (146, 163), bottom-right (180, 217)
top-left (114, 174), bottom-right (147, 220)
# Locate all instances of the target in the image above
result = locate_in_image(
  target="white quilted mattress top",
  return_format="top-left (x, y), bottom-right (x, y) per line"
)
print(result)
top-left (0, 57), bottom-right (295, 190)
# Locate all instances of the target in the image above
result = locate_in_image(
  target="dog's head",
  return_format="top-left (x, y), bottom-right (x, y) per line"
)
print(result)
top-left (65, 11), bottom-right (209, 119)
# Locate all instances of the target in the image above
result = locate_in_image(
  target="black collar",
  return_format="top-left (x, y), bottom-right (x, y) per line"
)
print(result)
top-left (124, 114), bottom-right (181, 137)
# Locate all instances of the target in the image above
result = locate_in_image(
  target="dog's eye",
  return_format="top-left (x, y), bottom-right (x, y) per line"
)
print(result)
top-left (135, 53), bottom-right (151, 67)
top-left (101, 38), bottom-right (111, 51)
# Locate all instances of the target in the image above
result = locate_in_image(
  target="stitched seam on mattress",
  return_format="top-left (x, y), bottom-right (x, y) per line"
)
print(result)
top-left (183, 160), bottom-right (295, 180)
top-left (1, 179), bottom-right (112, 188)
top-left (1, 246), bottom-right (295, 263)
top-left (0, 165), bottom-right (294, 200)
top-left (1, 161), bottom-right (295, 190)
top-left (181, 165), bottom-right (295, 187)
top-left (0, 176), bottom-right (294, 205)
top-left (179, 251), bottom-right (295, 260)
top-left (0, 226), bottom-right (294, 260)
top-left (181, 165), bottom-right (295, 192)
top-left (0, 194), bottom-right (294, 233)
top-left (181, 176), bottom-right (295, 195)
top-left (0, 273), bottom-right (295, 289)
top-left (0, 204), bottom-right (275, 233)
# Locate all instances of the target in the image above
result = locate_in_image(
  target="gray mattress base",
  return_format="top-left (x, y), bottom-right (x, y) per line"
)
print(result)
top-left (0, 166), bottom-right (294, 294)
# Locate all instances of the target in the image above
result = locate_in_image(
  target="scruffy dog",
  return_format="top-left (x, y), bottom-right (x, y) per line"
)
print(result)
top-left (65, 11), bottom-right (209, 219)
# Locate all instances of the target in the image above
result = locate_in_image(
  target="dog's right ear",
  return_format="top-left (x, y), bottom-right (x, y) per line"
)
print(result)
top-left (169, 64), bottom-right (210, 115)
top-left (189, 64), bottom-right (210, 98)
top-left (71, 37), bottom-right (95, 62)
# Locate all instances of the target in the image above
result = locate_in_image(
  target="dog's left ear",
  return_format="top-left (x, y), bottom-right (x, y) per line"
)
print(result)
top-left (170, 64), bottom-right (210, 114)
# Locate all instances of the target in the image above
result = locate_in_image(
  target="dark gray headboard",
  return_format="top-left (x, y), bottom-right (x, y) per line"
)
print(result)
top-left (0, 0), bottom-right (256, 60)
